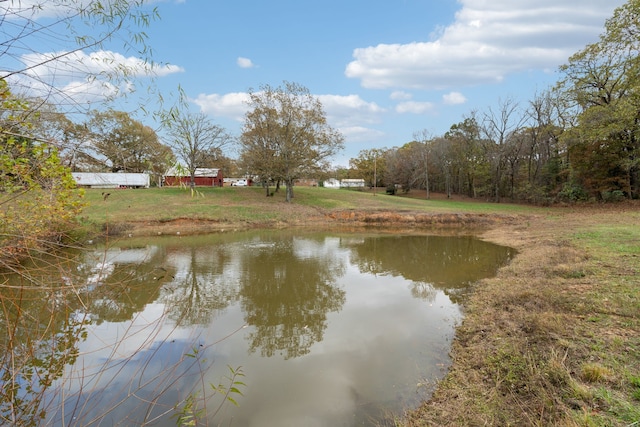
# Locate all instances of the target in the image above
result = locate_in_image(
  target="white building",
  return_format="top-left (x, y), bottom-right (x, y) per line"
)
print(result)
top-left (72, 172), bottom-right (150, 189)
top-left (340, 179), bottom-right (366, 188)
top-left (323, 178), bottom-right (366, 189)
top-left (323, 178), bottom-right (341, 188)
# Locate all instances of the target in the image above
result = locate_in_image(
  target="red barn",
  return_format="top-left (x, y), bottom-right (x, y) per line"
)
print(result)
top-left (163, 167), bottom-right (224, 187)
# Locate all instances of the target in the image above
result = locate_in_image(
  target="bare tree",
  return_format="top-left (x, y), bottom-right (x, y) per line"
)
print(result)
top-left (413, 129), bottom-right (432, 199)
top-left (480, 98), bottom-right (526, 202)
top-left (165, 111), bottom-right (233, 189)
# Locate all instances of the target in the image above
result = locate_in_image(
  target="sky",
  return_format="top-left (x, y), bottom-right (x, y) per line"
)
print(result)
top-left (2, 0), bottom-right (628, 166)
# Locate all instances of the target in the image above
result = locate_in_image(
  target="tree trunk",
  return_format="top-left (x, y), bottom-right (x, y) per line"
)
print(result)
top-left (285, 179), bottom-right (294, 202)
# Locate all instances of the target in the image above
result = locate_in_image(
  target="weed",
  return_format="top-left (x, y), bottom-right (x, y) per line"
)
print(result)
top-left (173, 392), bottom-right (204, 427)
top-left (631, 376), bottom-right (640, 402)
top-left (581, 363), bottom-right (612, 383)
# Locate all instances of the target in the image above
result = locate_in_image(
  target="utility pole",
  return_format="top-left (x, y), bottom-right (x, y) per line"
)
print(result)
top-left (373, 155), bottom-right (377, 196)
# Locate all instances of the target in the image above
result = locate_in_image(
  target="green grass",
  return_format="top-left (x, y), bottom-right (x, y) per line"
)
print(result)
top-left (574, 225), bottom-right (640, 258)
top-left (565, 221), bottom-right (640, 426)
top-left (78, 186), bottom-right (539, 228)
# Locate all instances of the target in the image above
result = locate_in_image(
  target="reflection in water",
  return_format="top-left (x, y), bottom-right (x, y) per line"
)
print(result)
top-left (162, 245), bottom-right (239, 326)
top-left (0, 230), bottom-right (514, 426)
top-left (348, 234), bottom-right (512, 303)
top-left (239, 236), bottom-right (346, 359)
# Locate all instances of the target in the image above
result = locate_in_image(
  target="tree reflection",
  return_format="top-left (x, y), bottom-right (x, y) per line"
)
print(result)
top-left (1, 254), bottom-right (95, 426)
top-left (161, 246), bottom-right (240, 326)
top-left (239, 237), bottom-right (346, 359)
top-left (76, 246), bottom-right (171, 323)
top-left (347, 235), bottom-right (514, 303)
top-left (410, 281), bottom-right (438, 301)
top-left (0, 285), bottom-right (86, 425)
top-left (0, 245), bottom-right (175, 425)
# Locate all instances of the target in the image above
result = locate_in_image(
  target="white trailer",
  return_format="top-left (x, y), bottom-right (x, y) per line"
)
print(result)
top-left (71, 172), bottom-right (150, 189)
top-left (340, 179), bottom-right (366, 188)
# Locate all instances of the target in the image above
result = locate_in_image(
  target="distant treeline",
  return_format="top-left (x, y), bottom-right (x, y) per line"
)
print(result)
top-left (349, 1), bottom-right (640, 203)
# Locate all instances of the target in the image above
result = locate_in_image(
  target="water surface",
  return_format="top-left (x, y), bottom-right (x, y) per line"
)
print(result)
top-left (0, 230), bottom-right (514, 426)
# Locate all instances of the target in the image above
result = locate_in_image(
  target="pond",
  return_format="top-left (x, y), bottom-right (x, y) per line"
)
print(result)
top-left (0, 230), bottom-right (514, 426)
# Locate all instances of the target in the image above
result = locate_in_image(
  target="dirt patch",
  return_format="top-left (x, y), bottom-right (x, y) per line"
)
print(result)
top-left (325, 210), bottom-right (521, 226)
top-left (111, 210), bottom-right (526, 238)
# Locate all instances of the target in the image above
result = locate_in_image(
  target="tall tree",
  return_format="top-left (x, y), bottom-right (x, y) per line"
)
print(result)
top-left (480, 98), bottom-right (526, 202)
top-left (25, 102), bottom-right (101, 171)
top-left (88, 110), bottom-right (171, 173)
top-left (384, 141), bottom-right (426, 193)
top-left (413, 130), bottom-right (432, 199)
top-left (444, 115), bottom-right (487, 198)
top-left (521, 91), bottom-right (565, 201)
top-left (165, 111), bottom-right (233, 189)
top-left (349, 148), bottom-right (387, 189)
top-left (240, 82), bottom-right (344, 202)
top-left (557, 0), bottom-right (640, 199)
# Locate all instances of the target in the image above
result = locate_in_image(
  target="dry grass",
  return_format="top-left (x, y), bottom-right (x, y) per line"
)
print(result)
top-left (402, 204), bottom-right (640, 427)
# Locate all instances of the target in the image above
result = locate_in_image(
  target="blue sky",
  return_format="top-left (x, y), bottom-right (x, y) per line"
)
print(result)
top-left (2, 0), bottom-right (627, 166)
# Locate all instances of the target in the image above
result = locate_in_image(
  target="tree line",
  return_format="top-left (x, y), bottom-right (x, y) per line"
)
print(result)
top-left (348, 1), bottom-right (640, 203)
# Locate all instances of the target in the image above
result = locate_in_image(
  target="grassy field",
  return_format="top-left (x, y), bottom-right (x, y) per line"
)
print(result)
top-left (78, 186), bottom-right (542, 233)
top-left (78, 186), bottom-right (640, 426)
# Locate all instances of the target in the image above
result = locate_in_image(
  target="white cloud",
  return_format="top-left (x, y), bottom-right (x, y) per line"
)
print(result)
top-left (6, 50), bottom-right (183, 106)
top-left (193, 92), bottom-right (386, 132)
top-left (339, 126), bottom-right (386, 143)
top-left (395, 101), bottom-right (435, 115)
top-left (237, 57), bottom-right (255, 68)
top-left (317, 94), bottom-right (385, 127)
top-left (390, 91), bottom-right (412, 101)
top-left (19, 50), bottom-right (184, 79)
top-left (60, 79), bottom-right (120, 103)
top-left (193, 92), bottom-right (250, 121)
top-left (442, 91), bottom-right (467, 105)
top-left (345, 0), bottom-right (625, 90)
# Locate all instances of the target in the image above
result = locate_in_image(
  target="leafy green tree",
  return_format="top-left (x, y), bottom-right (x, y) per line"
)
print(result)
top-left (165, 111), bottom-right (233, 190)
top-left (444, 116), bottom-right (488, 198)
top-left (1, 80), bottom-right (84, 261)
top-left (87, 109), bottom-right (172, 173)
top-left (349, 148), bottom-right (387, 188)
top-left (240, 82), bottom-right (344, 202)
top-left (557, 0), bottom-right (640, 199)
